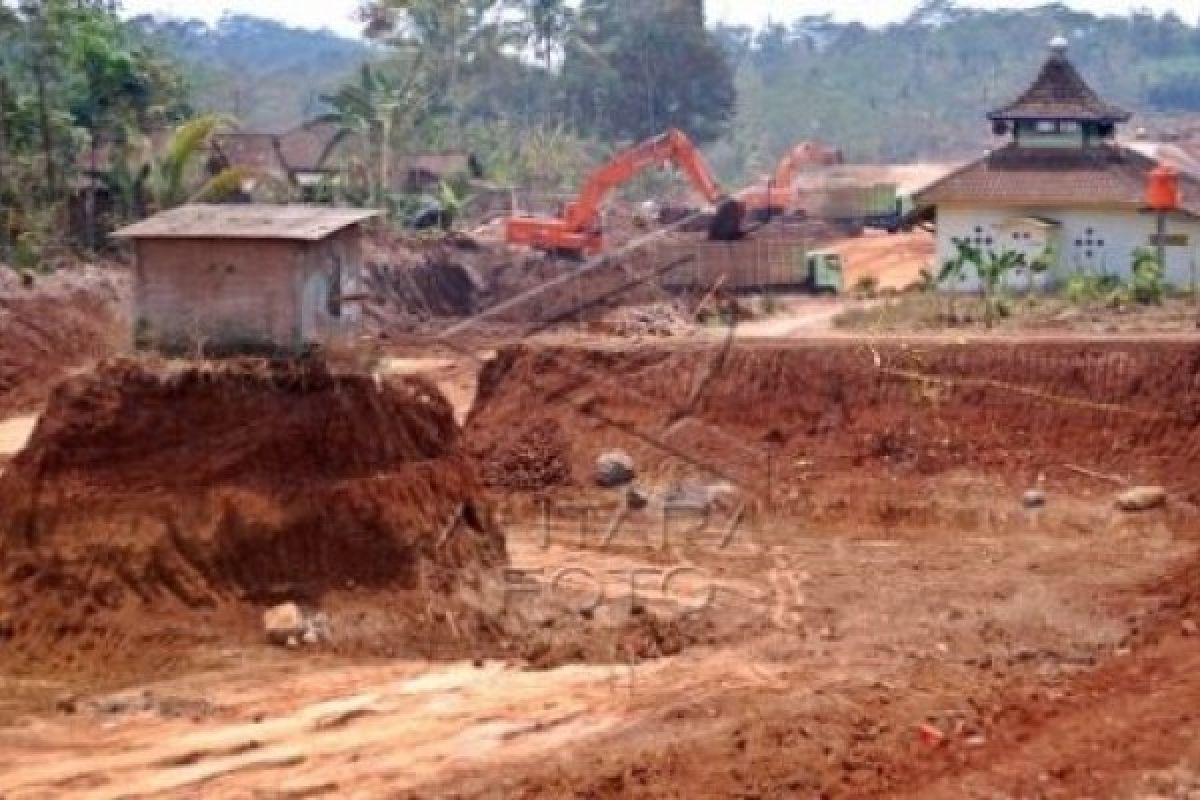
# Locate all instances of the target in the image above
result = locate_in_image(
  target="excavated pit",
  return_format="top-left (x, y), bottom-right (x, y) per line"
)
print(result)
top-left (468, 341), bottom-right (1200, 512)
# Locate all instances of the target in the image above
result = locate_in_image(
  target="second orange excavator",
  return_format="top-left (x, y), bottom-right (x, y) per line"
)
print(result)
top-left (504, 128), bottom-right (746, 258)
top-left (738, 141), bottom-right (844, 219)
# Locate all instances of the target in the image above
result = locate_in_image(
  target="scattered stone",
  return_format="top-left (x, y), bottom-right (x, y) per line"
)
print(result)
top-left (1183, 619), bottom-right (1198, 638)
top-left (263, 603), bottom-right (306, 646)
top-left (55, 694), bottom-right (79, 715)
top-left (301, 628), bottom-right (320, 646)
top-left (1116, 486), bottom-right (1168, 513)
top-left (1022, 489), bottom-right (1047, 510)
top-left (917, 723), bottom-right (946, 747)
top-left (285, 635), bottom-right (300, 649)
top-left (625, 486), bottom-right (650, 511)
top-left (595, 451), bottom-right (636, 489)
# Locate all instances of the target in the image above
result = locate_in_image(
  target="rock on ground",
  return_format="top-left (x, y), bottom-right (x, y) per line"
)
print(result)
top-left (595, 451), bottom-right (636, 488)
top-left (1116, 486), bottom-right (1168, 513)
top-left (1023, 489), bottom-right (1047, 509)
top-left (263, 603), bottom-right (306, 646)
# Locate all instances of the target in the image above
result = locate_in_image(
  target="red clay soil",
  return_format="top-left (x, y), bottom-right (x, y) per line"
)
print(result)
top-left (468, 341), bottom-right (1200, 505)
top-left (0, 359), bottom-right (506, 673)
top-left (879, 565), bottom-right (1200, 799)
top-left (446, 552), bottom-right (1200, 800)
top-left (0, 265), bottom-right (128, 417)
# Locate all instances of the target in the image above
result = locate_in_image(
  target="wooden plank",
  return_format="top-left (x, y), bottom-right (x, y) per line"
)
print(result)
top-left (1149, 233), bottom-right (1190, 247)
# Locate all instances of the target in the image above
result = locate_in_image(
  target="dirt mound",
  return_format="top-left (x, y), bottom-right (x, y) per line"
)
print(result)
top-left (0, 359), bottom-right (506, 671)
top-left (0, 264), bottom-right (128, 416)
top-left (479, 418), bottom-right (573, 491)
top-left (363, 239), bottom-right (485, 324)
top-left (467, 342), bottom-right (1200, 501)
top-left (590, 302), bottom-right (692, 338)
top-left (834, 229), bottom-right (935, 291)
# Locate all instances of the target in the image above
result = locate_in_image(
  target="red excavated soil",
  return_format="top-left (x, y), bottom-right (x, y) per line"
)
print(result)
top-left (468, 341), bottom-right (1200, 506)
top-left (0, 265), bottom-right (128, 417)
top-left (0, 359), bottom-right (506, 676)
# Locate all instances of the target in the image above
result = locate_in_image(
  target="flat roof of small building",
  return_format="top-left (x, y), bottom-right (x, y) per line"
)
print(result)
top-left (113, 204), bottom-right (381, 241)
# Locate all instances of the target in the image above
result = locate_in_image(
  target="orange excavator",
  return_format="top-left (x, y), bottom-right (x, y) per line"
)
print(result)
top-left (738, 141), bottom-right (844, 219)
top-left (505, 128), bottom-right (746, 258)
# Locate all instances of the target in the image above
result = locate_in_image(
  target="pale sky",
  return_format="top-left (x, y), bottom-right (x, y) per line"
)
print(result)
top-left (119, 0), bottom-right (1198, 37)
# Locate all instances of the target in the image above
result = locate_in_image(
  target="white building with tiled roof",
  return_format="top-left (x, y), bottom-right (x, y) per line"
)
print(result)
top-left (917, 38), bottom-right (1200, 291)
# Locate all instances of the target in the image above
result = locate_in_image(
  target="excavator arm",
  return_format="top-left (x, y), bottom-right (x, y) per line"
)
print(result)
top-left (739, 141), bottom-right (845, 218)
top-left (506, 128), bottom-right (742, 257)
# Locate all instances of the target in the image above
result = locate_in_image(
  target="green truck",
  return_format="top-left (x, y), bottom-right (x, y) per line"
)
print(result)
top-left (814, 183), bottom-right (912, 234)
top-left (801, 249), bottom-right (845, 294)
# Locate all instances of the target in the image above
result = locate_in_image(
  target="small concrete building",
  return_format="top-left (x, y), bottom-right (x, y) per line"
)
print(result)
top-left (918, 38), bottom-right (1200, 291)
top-left (115, 204), bottom-right (379, 355)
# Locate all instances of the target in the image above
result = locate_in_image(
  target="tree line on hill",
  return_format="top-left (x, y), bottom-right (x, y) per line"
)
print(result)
top-left (2, 0), bottom-right (1199, 261)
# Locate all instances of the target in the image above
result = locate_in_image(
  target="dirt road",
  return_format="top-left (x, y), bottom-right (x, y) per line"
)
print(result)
top-left (0, 488), bottom-right (1193, 798)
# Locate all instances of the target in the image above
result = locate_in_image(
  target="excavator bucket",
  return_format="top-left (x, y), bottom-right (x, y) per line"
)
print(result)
top-left (708, 197), bottom-right (746, 242)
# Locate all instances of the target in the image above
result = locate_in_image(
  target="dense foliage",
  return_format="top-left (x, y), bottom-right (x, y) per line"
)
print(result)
top-left (0, 0), bottom-right (189, 256)
top-left (131, 14), bottom-right (368, 131)
top-left (715, 0), bottom-right (1200, 171)
top-left (2, 0), bottom-right (1200, 255)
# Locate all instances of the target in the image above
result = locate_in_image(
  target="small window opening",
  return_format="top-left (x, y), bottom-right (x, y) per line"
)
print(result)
top-left (327, 258), bottom-right (343, 318)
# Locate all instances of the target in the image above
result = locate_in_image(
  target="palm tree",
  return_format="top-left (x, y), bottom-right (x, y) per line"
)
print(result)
top-left (153, 114), bottom-right (233, 209)
top-left (102, 113), bottom-right (243, 219)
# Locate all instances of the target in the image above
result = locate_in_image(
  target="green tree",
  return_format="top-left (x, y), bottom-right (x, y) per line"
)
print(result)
top-left (561, 1), bottom-right (735, 145)
top-left (318, 62), bottom-right (430, 210)
top-left (0, 1), bottom-right (189, 252)
top-left (1131, 247), bottom-right (1166, 305)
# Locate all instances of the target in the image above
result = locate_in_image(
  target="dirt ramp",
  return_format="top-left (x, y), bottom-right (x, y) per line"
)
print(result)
top-left (0, 359), bottom-right (505, 666)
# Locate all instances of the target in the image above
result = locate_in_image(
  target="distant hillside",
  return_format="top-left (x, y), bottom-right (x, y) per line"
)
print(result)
top-left (132, 14), bottom-right (369, 131)
top-left (711, 3), bottom-right (1200, 173)
top-left (130, 6), bottom-right (1200, 173)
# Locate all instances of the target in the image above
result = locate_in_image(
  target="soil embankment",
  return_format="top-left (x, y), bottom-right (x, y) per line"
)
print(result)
top-left (0, 266), bottom-right (128, 418)
top-left (468, 340), bottom-right (1200, 504)
top-left (0, 359), bottom-right (506, 675)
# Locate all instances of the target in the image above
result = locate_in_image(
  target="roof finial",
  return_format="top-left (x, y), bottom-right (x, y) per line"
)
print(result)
top-left (1050, 35), bottom-right (1069, 55)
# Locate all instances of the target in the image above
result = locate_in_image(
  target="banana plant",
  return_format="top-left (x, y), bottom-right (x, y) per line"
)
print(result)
top-left (1131, 246), bottom-right (1166, 305)
top-left (318, 61), bottom-right (430, 211)
top-left (975, 249), bottom-right (1025, 328)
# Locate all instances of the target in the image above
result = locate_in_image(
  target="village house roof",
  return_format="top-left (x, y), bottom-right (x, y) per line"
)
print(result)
top-left (276, 122), bottom-right (343, 173)
top-left (211, 123), bottom-right (344, 177)
top-left (210, 133), bottom-right (282, 172)
top-left (916, 143), bottom-right (1200, 217)
top-left (112, 204), bottom-right (380, 241)
top-left (988, 38), bottom-right (1131, 124)
top-left (914, 37), bottom-right (1200, 216)
top-left (389, 151), bottom-right (483, 192)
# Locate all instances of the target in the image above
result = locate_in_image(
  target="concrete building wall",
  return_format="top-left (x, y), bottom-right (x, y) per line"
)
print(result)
top-left (937, 205), bottom-right (1200, 292)
top-left (294, 227), bottom-right (363, 343)
top-left (133, 226), bottom-right (365, 355)
top-left (134, 237), bottom-right (302, 354)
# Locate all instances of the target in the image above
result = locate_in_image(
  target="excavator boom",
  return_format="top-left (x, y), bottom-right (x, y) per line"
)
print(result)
top-left (739, 141), bottom-right (844, 217)
top-left (505, 128), bottom-right (742, 257)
